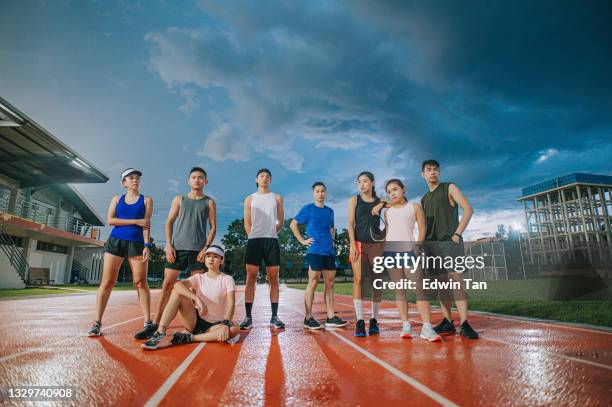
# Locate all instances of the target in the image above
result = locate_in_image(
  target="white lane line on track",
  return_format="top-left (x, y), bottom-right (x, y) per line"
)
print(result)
top-left (0, 314), bottom-right (151, 363)
top-left (285, 303), bottom-right (458, 407)
top-left (143, 343), bottom-right (207, 407)
top-left (331, 298), bottom-right (612, 372)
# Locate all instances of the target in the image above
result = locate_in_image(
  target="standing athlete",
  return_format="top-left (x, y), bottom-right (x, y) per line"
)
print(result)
top-left (290, 182), bottom-right (347, 330)
top-left (146, 167), bottom-right (216, 339)
top-left (421, 159), bottom-right (479, 339)
top-left (88, 168), bottom-right (153, 338)
top-left (348, 171), bottom-right (384, 337)
top-left (240, 168), bottom-right (285, 330)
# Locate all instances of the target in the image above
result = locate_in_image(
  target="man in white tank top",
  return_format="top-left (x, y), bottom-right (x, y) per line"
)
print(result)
top-left (240, 168), bottom-right (285, 330)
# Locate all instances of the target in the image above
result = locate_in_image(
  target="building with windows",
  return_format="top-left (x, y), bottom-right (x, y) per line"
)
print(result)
top-left (0, 97), bottom-right (108, 288)
top-left (518, 173), bottom-right (612, 266)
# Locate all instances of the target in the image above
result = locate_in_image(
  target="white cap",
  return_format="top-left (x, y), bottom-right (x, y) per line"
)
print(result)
top-left (205, 245), bottom-right (225, 258)
top-left (121, 168), bottom-right (142, 180)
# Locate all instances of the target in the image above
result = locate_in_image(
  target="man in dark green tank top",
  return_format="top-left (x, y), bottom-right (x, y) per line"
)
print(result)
top-left (421, 159), bottom-right (479, 339)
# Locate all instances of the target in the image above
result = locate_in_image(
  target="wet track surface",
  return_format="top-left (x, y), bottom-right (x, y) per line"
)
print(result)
top-left (0, 285), bottom-right (610, 406)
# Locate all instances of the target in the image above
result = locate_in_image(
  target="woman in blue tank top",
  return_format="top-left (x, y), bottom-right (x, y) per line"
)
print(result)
top-left (87, 168), bottom-right (155, 339)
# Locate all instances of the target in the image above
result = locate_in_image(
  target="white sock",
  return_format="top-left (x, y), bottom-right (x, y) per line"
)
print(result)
top-left (353, 299), bottom-right (363, 320)
top-left (372, 302), bottom-right (380, 319)
top-left (402, 321), bottom-right (411, 330)
top-left (422, 322), bottom-right (433, 330)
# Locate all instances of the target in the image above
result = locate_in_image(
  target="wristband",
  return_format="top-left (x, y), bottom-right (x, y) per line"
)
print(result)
top-left (222, 319), bottom-right (231, 327)
top-left (453, 233), bottom-right (463, 241)
top-left (144, 243), bottom-right (152, 248)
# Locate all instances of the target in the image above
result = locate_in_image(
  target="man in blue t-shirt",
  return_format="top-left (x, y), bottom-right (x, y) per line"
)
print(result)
top-left (290, 182), bottom-right (347, 330)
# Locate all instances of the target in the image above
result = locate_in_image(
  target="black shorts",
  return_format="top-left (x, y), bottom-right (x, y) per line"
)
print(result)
top-left (166, 250), bottom-right (205, 272)
top-left (306, 253), bottom-right (336, 272)
top-left (104, 237), bottom-right (144, 258)
top-left (192, 309), bottom-right (221, 335)
top-left (423, 240), bottom-right (466, 274)
top-left (245, 238), bottom-right (280, 267)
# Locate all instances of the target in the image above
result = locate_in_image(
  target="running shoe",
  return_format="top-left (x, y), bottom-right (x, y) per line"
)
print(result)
top-left (420, 325), bottom-right (442, 342)
top-left (87, 321), bottom-right (101, 337)
top-left (134, 320), bottom-right (158, 340)
top-left (141, 332), bottom-right (169, 350)
top-left (433, 318), bottom-right (456, 334)
top-left (459, 320), bottom-right (479, 339)
top-left (325, 315), bottom-right (348, 328)
top-left (171, 332), bottom-right (193, 345)
top-left (239, 317), bottom-right (253, 330)
top-left (303, 317), bottom-right (323, 330)
top-left (368, 318), bottom-right (380, 335)
top-left (400, 324), bottom-right (415, 339)
top-left (270, 316), bottom-right (286, 329)
top-left (354, 319), bottom-right (367, 337)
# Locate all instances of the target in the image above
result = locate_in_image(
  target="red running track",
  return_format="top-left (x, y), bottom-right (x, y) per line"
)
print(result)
top-left (0, 285), bottom-right (610, 406)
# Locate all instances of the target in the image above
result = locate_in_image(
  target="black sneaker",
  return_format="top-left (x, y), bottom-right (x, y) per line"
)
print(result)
top-left (354, 319), bottom-right (367, 337)
top-left (270, 316), bottom-right (285, 329)
top-left (171, 332), bottom-right (194, 345)
top-left (459, 320), bottom-right (479, 339)
top-left (87, 321), bottom-right (101, 337)
top-left (141, 332), bottom-right (168, 350)
top-left (303, 317), bottom-right (323, 330)
top-left (368, 318), bottom-right (380, 335)
top-left (134, 320), bottom-right (158, 340)
top-left (434, 318), bottom-right (456, 334)
top-left (239, 317), bottom-right (253, 330)
top-left (325, 315), bottom-right (348, 328)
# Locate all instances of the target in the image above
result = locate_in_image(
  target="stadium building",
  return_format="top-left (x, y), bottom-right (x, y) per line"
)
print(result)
top-left (0, 97), bottom-right (108, 288)
top-left (518, 173), bottom-right (612, 267)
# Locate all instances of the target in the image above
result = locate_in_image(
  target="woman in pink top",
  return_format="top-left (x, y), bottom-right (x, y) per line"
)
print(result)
top-left (376, 179), bottom-right (441, 342)
top-left (142, 245), bottom-right (240, 350)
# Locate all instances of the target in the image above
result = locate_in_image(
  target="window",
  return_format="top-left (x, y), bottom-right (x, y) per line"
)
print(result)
top-left (36, 241), bottom-right (68, 255)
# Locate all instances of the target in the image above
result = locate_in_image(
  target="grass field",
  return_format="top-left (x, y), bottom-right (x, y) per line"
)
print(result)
top-left (0, 283), bottom-right (162, 298)
top-left (288, 279), bottom-right (612, 327)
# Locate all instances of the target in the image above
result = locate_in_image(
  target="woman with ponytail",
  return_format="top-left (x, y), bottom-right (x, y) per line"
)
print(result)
top-left (347, 171), bottom-right (385, 337)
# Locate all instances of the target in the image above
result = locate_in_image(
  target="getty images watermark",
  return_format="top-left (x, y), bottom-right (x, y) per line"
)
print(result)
top-left (371, 250), bottom-right (489, 290)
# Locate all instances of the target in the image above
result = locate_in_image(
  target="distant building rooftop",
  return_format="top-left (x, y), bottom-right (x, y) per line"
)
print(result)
top-left (519, 173), bottom-right (612, 199)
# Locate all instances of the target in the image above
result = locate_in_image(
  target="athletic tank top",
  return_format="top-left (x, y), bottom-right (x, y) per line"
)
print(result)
top-left (354, 194), bottom-right (381, 243)
top-left (421, 182), bottom-right (459, 241)
top-left (249, 192), bottom-right (278, 239)
top-left (385, 202), bottom-right (416, 242)
top-left (172, 195), bottom-right (210, 251)
top-left (110, 194), bottom-right (145, 242)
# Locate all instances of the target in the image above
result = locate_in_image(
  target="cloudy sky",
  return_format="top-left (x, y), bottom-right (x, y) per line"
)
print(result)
top-left (1, 0), bottom-right (611, 242)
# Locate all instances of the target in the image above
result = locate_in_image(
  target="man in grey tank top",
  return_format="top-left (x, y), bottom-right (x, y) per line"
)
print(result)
top-left (148, 167), bottom-right (217, 337)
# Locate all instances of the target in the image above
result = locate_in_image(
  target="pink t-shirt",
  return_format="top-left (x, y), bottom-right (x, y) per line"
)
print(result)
top-left (187, 272), bottom-right (235, 323)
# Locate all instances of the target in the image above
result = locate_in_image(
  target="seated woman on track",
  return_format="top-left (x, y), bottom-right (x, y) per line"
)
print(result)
top-left (142, 245), bottom-right (240, 350)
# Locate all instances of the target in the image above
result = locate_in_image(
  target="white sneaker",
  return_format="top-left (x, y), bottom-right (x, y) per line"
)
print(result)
top-left (400, 325), bottom-right (415, 339)
top-left (420, 325), bottom-right (442, 342)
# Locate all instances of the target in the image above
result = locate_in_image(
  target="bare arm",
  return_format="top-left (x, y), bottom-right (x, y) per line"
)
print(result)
top-left (276, 194), bottom-right (284, 233)
top-left (165, 196), bottom-right (181, 245)
top-left (224, 290), bottom-right (235, 321)
top-left (206, 198), bottom-right (217, 247)
top-left (173, 280), bottom-right (207, 315)
top-left (414, 203), bottom-right (426, 242)
top-left (449, 183), bottom-right (473, 236)
top-left (143, 197), bottom-right (153, 244)
top-left (243, 196), bottom-right (252, 236)
top-left (347, 196), bottom-right (357, 247)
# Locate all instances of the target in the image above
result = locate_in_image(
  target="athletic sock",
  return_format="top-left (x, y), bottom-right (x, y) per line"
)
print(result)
top-left (402, 321), bottom-right (412, 330)
top-left (245, 303), bottom-right (253, 318)
top-left (271, 302), bottom-right (278, 317)
top-left (372, 302), bottom-right (380, 320)
top-left (353, 299), bottom-right (363, 320)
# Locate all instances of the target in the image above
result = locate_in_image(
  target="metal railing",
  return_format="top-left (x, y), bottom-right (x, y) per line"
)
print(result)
top-left (0, 224), bottom-right (29, 283)
top-left (71, 259), bottom-right (90, 284)
top-left (0, 192), bottom-right (101, 240)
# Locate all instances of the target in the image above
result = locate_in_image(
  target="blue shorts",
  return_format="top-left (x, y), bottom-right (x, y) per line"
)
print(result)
top-left (306, 253), bottom-right (336, 272)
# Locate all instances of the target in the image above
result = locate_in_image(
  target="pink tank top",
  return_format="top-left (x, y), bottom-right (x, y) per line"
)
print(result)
top-left (385, 202), bottom-right (416, 242)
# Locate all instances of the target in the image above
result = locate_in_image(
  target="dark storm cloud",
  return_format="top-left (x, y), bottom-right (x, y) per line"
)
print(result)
top-left (147, 0), bottom-right (612, 211)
